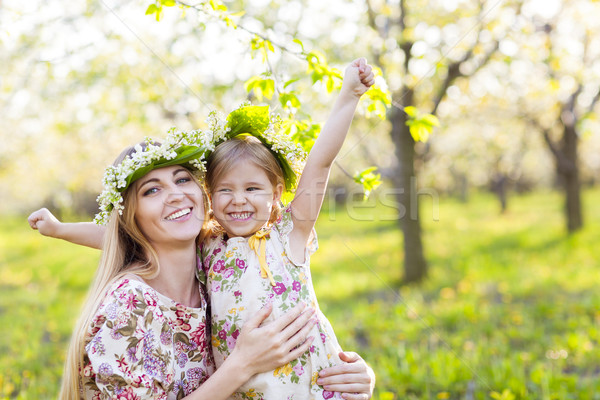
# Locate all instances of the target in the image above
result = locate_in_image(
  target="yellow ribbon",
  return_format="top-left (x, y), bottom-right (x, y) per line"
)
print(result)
top-left (248, 229), bottom-right (276, 286)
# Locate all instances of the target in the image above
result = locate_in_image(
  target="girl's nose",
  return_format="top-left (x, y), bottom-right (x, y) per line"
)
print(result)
top-left (232, 191), bottom-right (247, 204)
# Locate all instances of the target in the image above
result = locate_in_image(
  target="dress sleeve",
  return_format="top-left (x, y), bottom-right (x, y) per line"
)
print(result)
top-left (84, 280), bottom-right (173, 399)
top-left (273, 204), bottom-right (318, 267)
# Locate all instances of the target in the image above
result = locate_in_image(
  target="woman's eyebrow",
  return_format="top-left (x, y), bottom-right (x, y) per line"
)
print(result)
top-left (137, 177), bottom-right (159, 193)
top-left (137, 168), bottom-right (190, 192)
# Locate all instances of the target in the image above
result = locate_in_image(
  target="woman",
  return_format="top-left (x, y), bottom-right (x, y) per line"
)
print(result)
top-left (29, 136), bottom-right (375, 399)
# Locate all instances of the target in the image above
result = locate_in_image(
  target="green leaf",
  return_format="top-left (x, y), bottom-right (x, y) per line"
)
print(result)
top-left (353, 167), bottom-right (382, 199)
top-left (283, 78), bottom-right (300, 89)
top-left (326, 76), bottom-right (335, 93)
top-left (279, 92), bottom-right (301, 109)
top-left (421, 114), bottom-right (440, 127)
top-left (260, 78), bottom-right (275, 100)
top-left (293, 38), bottom-right (305, 52)
top-left (243, 76), bottom-right (274, 101)
top-left (209, 0), bottom-right (228, 12)
top-left (403, 106), bottom-right (418, 117)
top-left (266, 40), bottom-right (275, 53)
top-left (226, 105), bottom-right (271, 138)
top-left (160, 0), bottom-right (176, 6)
top-left (145, 4), bottom-right (158, 15)
top-left (404, 107), bottom-right (439, 142)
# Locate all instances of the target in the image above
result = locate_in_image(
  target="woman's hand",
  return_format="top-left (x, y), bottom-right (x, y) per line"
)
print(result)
top-left (228, 302), bottom-right (317, 378)
top-left (28, 208), bottom-right (62, 237)
top-left (317, 351), bottom-right (376, 400)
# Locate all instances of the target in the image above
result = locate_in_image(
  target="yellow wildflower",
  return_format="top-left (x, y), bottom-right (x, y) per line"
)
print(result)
top-left (282, 363), bottom-right (293, 376)
top-left (311, 372), bottom-right (319, 385)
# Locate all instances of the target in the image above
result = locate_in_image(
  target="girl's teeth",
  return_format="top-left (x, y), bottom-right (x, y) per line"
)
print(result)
top-left (166, 208), bottom-right (191, 220)
top-left (231, 212), bottom-right (250, 220)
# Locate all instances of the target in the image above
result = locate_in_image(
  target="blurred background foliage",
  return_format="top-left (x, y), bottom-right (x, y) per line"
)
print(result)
top-left (1, 0), bottom-right (600, 398)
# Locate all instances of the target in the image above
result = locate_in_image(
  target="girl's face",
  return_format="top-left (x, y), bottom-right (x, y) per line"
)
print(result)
top-left (211, 159), bottom-right (283, 238)
top-left (134, 166), bottom-right (205, 248)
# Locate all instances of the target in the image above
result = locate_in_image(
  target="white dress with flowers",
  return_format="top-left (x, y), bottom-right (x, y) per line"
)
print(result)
top-left (81, 276), bottom-right (215, 400)
top-left (200, 206), bottom-right (344, 400)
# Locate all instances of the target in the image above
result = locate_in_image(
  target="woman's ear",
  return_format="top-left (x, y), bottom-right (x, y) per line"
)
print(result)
top-left (273, 183), bottom-right (284, 203)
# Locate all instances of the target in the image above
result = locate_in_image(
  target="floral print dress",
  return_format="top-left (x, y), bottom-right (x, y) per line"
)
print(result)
top-left (201, 206), bottom-right (344, 400)
top-left (81, 276), bottom-right (215, 399)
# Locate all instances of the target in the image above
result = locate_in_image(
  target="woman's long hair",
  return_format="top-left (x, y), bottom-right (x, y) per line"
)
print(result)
top-left (59, 145), bottom-right (210, 399)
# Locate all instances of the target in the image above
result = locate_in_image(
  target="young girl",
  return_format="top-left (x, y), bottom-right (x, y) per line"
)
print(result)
top-left (200, 58), bottom-right (374, 399)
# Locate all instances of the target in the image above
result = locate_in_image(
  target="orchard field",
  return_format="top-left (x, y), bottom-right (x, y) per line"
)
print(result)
top-left (1, 188), bottom-right (600, 399)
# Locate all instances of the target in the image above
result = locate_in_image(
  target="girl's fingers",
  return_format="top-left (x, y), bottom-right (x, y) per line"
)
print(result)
top-left (319, 373), bottom-right (370, 386)
top-left (27, 210), bottom-right (43, 229)
top-left (337, 351), bottom-right (360, 363)
top-left (323, 383), bottom-right (369, 393)
top-left (320, 360), bottom-right (363, 377)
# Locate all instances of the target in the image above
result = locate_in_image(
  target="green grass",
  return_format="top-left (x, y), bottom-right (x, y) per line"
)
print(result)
top-left (1, 188), bottom-right (600, 399)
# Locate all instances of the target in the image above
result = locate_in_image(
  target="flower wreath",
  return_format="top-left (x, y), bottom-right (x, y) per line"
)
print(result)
top-left (94, 104), bottom-right (306, 225)
top-left (211, 103), bottom-right (307, 193)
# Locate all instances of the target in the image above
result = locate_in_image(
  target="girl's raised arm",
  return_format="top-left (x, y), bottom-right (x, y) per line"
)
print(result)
top-left (290, 58), bottom-right (374, 251)
top-left (28, 208), bottom-right (105, 250)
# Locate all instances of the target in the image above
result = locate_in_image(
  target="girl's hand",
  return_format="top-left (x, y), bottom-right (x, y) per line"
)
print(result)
top-left (342, 58), bottom-right (375, 98)
top-left (28, 208), bottom-right (62, 238)
top-left (317, 351), bottom-right (376, 400)
top-left (229, 302), bottom-right (317, 377)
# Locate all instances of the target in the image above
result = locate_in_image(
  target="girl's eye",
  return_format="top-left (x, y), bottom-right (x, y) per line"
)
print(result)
top-left (217, 188), bottom-right (231, 193)
top-left (176, 177), bottom-right (191, 185)
top-left (143, 187), bottom-right (159, 196)
top-left (247, 187), bottom-right (260, 192)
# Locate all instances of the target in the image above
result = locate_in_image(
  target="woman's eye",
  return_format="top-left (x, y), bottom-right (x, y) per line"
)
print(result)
top-left (176, 177), bottom-right (191, 184)
top-left (143, 187), bottom-right (159, 196)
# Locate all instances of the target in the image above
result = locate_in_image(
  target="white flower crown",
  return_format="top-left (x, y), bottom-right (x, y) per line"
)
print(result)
top-left (94, 104), bottom-right (307, 225)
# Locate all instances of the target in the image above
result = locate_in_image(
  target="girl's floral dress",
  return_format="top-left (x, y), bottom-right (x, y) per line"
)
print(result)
top-left (81, 276), bottom-right (215, 400)
top-left (201, 206), bottom-right (344, 400)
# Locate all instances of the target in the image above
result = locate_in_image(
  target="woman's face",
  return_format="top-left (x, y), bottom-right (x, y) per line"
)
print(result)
top-left (133, 166), bottom-right (205, 248)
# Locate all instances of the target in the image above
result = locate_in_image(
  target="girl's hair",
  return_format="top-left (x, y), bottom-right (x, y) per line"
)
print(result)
top-left (206, 135), bottom-right (285, 229)
top-left (59, 143), bottom-right (210, 399)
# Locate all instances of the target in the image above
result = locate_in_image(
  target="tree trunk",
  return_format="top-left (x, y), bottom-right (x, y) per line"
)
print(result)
top-left (560, 123), bottom-right (583, 232)
top-left (390, 102), bottom-right (428, 283)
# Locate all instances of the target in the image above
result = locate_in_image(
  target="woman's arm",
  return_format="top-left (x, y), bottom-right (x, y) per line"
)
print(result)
top-left (28, 208), bottom-right (104, 249)
top-left (289, 58), bottom-right (375, 257)
top-left (318, 351), bottom-right (376, 400)
top-left (185, 302), bottom-right (317, 400)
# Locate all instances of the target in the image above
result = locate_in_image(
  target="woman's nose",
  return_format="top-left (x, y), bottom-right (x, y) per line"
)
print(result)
top-left (164, 185), bottom-right (185, 204)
